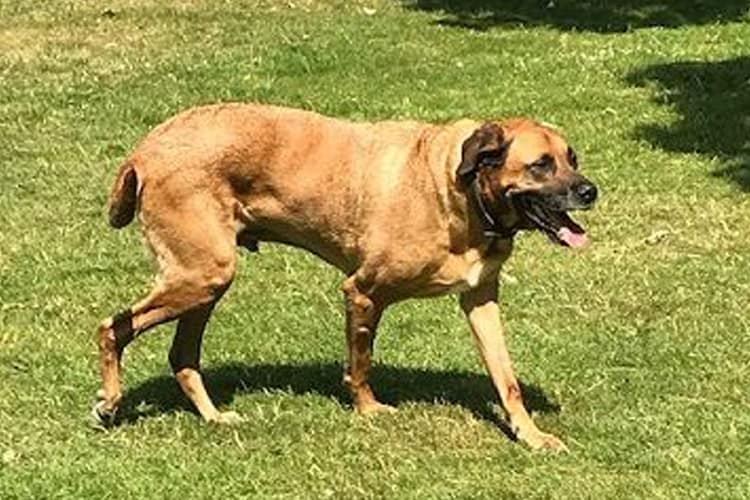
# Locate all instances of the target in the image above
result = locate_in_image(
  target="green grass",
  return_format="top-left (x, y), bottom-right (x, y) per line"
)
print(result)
top-left (2, 1), bottom-right (750, 498)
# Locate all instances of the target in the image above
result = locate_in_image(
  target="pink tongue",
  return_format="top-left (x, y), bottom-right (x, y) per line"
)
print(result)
top-left (557, 227), bottom-right (589, 248)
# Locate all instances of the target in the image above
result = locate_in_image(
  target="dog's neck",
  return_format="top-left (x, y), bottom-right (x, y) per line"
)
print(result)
top-left (467, 176), bottom-right (518, 240)
top-left (439, 122), bottom-right (519, 251)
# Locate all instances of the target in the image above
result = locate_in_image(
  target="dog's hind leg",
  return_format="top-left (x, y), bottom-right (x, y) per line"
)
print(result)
top-left (341, 276), bottom-right (395, 415)
top-left (94, 267), bottom-right (234, 425)
top-left (94, 201), bottom-right (237, 426)
top-left (168, 303), bottom-right (243, 424)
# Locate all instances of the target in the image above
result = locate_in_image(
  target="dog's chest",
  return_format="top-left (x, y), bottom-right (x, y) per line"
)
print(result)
top-left (434, 250), bottom-right (506, 294)
top-left (464, 259), bottom-right (488, 288)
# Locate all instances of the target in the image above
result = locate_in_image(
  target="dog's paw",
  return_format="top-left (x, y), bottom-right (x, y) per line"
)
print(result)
top-left (356, 401), bottom-right (397, 415)
top-left (208, 411), bottom-right (245, 426)
top-left (522, 431), bottom-right (568, 453)
top-left (90, 400), bottom-right (117, 429)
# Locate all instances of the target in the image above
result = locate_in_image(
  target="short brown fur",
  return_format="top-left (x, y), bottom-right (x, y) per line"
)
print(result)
top-left (95, 103), bottom-right (590, 451)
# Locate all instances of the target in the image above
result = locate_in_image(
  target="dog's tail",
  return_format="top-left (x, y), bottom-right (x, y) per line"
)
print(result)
top-left (107, 161), bottom-right (138, 229)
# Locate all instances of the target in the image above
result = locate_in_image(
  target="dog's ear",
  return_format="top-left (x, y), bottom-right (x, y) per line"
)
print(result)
top-left (456, 123), bottom-right (509, 184)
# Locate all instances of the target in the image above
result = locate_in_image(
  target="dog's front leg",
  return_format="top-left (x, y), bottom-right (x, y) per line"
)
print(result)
top-left (460, 281), bottom-right (567, 452)
top-left (341, 277), bottom-right (395, 415)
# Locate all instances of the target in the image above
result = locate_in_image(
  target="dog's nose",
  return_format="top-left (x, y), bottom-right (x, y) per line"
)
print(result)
top-left (575, 182), bottom-right (598, 205)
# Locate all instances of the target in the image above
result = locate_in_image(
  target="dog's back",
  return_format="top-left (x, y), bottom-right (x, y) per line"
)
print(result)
top-left (109, 104), bottom-right (450, 269)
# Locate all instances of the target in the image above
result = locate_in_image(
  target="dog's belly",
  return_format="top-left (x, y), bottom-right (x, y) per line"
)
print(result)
top-left (235, 203), bottom-right (359, 275)
top-left (240, 222), bottom-right (360, 274)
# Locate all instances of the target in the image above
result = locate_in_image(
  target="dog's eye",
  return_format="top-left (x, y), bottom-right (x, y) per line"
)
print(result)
top-left (529, 155), bottom-right (554, 174)
top-left (567, 147), bottom-right (578, 170)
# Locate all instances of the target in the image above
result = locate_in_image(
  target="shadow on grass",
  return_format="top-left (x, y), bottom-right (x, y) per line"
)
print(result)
top-left (407, 0), bottom-right (749, 33)
top-left (118, 361), bottom-right (560, 437)
top-left (627, 56), bottom-right (750, 190)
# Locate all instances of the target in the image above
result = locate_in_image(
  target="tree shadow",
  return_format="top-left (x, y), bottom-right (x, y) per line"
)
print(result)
top-left (117, 361), bottom-right (560, 438)
top-left (407, 1), bottom-right (749, 33)
top-left (627, 56), bottom-right (750, 190)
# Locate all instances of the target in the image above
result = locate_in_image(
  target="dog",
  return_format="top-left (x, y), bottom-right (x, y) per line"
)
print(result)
top-left (94, 103), bottom-right (597, 451)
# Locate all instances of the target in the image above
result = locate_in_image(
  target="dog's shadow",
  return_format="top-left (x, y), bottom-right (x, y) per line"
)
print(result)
top-left (118, 361), bottom-right (561, 436)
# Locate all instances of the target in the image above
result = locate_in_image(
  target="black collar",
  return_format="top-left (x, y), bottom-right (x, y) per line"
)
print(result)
top-left (468, 176), bottom-right (518, 240)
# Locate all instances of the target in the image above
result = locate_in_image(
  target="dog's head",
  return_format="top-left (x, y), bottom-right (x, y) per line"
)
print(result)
top-left (457, 119), bottom-right (597, 247)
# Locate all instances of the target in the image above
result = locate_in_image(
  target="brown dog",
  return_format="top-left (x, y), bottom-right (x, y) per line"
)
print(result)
top-left (94, 104), bottom-right (597, 451)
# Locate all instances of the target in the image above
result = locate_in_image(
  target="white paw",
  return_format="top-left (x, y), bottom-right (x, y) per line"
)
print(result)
top-left (91, 400), bottom-right (117, 428)
top-left (209, 411), bottom-right (245, 425)
top-left (356, 401), bottom-right (397, 415)
top-left (521, 430), bottom-right (568, 453)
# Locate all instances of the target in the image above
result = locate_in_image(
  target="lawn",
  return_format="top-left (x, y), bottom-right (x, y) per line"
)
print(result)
top-left (1, 0), bottom-right (749, 498)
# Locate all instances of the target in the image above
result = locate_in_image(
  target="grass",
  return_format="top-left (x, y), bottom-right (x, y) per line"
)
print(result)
top-left (1, 0), bottom-right (750, 498)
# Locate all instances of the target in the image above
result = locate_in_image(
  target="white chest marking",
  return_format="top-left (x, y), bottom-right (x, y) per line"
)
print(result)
top-left (447, 258), bottom-right (491, 293)
top-left (465, 259), bottom-right (486, 288)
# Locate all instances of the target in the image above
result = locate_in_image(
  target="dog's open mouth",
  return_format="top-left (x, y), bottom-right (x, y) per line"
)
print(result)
top-left (517, 196), bottom-right (589, 248)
